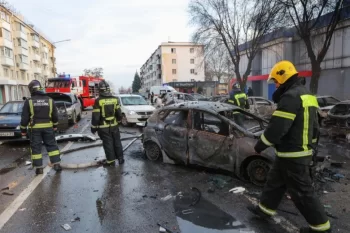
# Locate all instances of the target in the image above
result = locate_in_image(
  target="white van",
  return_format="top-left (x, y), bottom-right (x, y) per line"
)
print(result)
top-left (150, 86), bottom-right (176, 102)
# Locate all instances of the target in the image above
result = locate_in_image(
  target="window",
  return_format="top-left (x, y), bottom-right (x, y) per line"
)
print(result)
top-left (0, 12), bottom-right (10, 22)
top-left (1, 47), bottom-right (13, 58)
top-left (171, 48), bottom-right (176, 53)
top-left (3, 68), bottom-right (8, 77)
top-left (163, 110), bottom-right (188, 127)
top-left (192, 111), bottom-right (229, 136)
top-left (254, 98), bottom-right (272, 106)
top-left (172, 59), bottom-right (176, 64)
top-left (172, 69), bottom-right (176, 75)
top-left (10, 70), bottom-right (13, 78)
top-left (324, 97), bottom-right (340, 106)
top-left (190, 48), bottom-right (194, 53)
top-left (21, 72), bottom-right (25, 80)
top-left (1, 28), bottom-right (11, 41)
top-left (17, 23), bottom-right (26, 33)
top-left (16, 71), bottom-right (19, 79)
top-left (17, 38), bottom-right (28, 48)
top-left (190, 69), bottom-right (195, 74)
top-left (190, 59), bottom-right (194, 64)
top-left (32, 34), bottom-right (39, 42)
top-left (27, 73), bottom-right (29, 80)
top-left (19, 55), bottom-right (28, 64)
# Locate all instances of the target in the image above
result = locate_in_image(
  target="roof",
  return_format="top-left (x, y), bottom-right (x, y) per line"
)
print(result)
top-left (164, 101), bottom-right (239, 112)
top-left (160, 42), bottom-right (203, 46)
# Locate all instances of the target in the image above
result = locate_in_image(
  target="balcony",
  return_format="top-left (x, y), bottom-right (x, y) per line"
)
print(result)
top-left (15, 46), bottom-right (29, 56)
top-left (17, 62), bottom-right (29, 70)
top-left (42, 58), bottom-right (49, 65)
top-left (30, 40), bottom-right (40, 48)
top-left (0, 38), bottom-right (13, 49)
top-left (33, 67), bottom-right (42, 74)
top-left (14, 31), bottom-right (27, 40)
top-left (1, 57), bottom-right (14, 66)
top-left (0, 20), bottom-right (11, 31)
top-left (32, 53), bottom-right (41, 61)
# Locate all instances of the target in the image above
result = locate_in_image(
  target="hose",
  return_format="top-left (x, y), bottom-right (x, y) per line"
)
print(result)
top-left (59, 135), bottom-right (142, 169)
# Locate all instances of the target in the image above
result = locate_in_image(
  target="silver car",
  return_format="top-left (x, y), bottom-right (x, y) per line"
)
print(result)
top-left (46, 92), bottom-right (82, 125)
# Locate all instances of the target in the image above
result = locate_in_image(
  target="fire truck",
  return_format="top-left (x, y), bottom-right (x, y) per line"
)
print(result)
top-left (45, 74), bottom-right (104, 110)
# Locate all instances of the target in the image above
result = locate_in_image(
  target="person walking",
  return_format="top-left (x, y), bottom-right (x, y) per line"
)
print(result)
top-left (20, 80), bottom-right (62, 175)
top-left (248, 60), bottom-right (331, 233)
top-left (91, 80), bottom-right (124, 166)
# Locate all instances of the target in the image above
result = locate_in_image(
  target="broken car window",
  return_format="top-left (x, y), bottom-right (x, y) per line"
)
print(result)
top-left (192, 111), bottom-right (229, 136)
top-left (163, 110), bottom-right (188, 127)
top-left (324, 97), bottom-right (340, 106)
top-left (226, 110), bottom-right (265, 133)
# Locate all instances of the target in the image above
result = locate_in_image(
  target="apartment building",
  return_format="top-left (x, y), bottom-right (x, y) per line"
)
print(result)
top-left (140, 42), bottom-right (205, 91)
top-left (0, 5), bottom-right (56, 105)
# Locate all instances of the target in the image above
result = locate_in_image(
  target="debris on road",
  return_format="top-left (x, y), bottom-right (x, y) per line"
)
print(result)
top-left (18, 208), bottom-right (26, 211)
top-left (182, 209), bottom-right (194, 215)
top-left (157, 223), bottom-right (174, 233)
top-left (324, 205), bottom-right (332, 209)
top-left (160, 194), bottom-right (173, 201)
top-left (0, 186), bottom-right (9, 191)
top-left (61, 224), bottom-right (72, 231)
top-left (71, 217), bottom-right (80, 222)
top-left (2, 190), bottom-right (14, 196)
top-left (190, 187), bottom-right (201, 207)
top-left (229, 187), bottom-right (246, 194)
top-left (207, 186), bottom-right (215, 193)
top-left (208, 175), bottom-right (232, 189)
top-left (330, 161), bottom-right (346, 168)
top-left (25, 161), bottom-right (32, 166)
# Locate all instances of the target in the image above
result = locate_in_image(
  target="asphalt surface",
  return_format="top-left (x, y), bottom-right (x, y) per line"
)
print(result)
top-left (0, 110), bottom-right (350, 233)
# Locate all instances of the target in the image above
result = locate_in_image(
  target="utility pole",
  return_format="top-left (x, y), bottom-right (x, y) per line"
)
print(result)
top-left (51, 39), bottom-right (71, 76)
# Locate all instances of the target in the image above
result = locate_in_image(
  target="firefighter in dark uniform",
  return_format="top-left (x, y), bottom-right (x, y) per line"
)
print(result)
top-left (91, 80), bottom-right (124, 166)
top-left (247, 61), bottom-right (331, 233)
top-left (20, 80), bottom-right (62, 175)
top-left (228, 83), bottom-right (249, 127)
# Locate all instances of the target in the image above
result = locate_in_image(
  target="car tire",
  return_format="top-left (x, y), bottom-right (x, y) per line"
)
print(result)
top-left (121, 114), bottom-right (129, 127)
top-left (77, 112), bottom-right (81, 122)
top-left (69, 111), bottom-right (77, 125)
top-left (145, 141), bottom-right (162, 161)
top-left (247, 159), bottom-right (271, 187)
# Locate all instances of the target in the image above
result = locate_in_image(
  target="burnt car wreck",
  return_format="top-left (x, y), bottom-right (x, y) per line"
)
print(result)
top-left (142, 101), bottom-right (276, 186)
top-left (324, 100), bottom-right (350, 142)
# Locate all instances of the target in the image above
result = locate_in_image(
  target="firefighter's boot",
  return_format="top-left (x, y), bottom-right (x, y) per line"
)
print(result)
top-left (103, 161), bottom-right (116, 167)
top-left (35, 168), bottom-right (44, 175)
top-left (300, 227), bottom-right (331, 233)
top-left (247, 204), bottom-right (272, 220)
top-left (119, 158), bottom-right (125, 165)
top-left (53, 164), bottom-right (62, 172)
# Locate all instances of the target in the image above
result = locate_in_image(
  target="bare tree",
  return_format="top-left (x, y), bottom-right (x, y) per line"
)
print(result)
top-left (83, 68), bottom-right (104, 77)
top-left (189, 0), bottom-right (283, 90)
top-left (205, 46), bottom-right (229, 83)
top-left (279, 0), bottom-right (344, 94)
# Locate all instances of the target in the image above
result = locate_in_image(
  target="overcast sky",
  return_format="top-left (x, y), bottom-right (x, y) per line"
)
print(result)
top-left (9, 0), bottom-right (194, 89)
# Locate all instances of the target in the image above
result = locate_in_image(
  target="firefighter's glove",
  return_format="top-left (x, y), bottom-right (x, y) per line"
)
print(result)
top-left (254, 139), bottom-right (268, 154)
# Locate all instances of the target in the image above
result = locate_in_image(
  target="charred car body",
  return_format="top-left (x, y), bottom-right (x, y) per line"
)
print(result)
top-left (324, 100), bottom-right (350, 141)
top-left (142, 101), bottom-right (275, 186)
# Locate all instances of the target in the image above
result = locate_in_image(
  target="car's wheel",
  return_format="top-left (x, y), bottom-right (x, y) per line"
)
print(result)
top-left (145, 141), bottom-right (162, 161)
top-left (247, 159), bottom-right (271, 186)
top-left (69, 111), bottom-right (77, 125)
top-left (77, 112), bottom-right (81, 121)
top-left (121, 114), bottom-right (129, 127)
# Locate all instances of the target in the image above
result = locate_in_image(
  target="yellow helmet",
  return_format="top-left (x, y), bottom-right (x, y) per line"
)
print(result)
top-left (267, 60), bottom-right (298, 84)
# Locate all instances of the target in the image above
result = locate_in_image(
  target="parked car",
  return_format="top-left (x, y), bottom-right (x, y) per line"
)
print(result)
top-left (116, 94), bottom-right (156, 126)
top-left (142, 101), bottom-right (275, 186)
top-left (208, 95), bottom-right (228, 102)
top-left (220, 96), bottom-right (276, 119)
top-left (317, 96), bottom-right (341, 113)
top-left (323, 100), bottom-right (350, 139)
top-left (190, 93), bottom-right (210, 101)
top-left (46, 92), bottom-right (82, 125)
top-left (162, 92), bottom-right (196, 106)
top-left (0, 100), bottom-right (69, 140)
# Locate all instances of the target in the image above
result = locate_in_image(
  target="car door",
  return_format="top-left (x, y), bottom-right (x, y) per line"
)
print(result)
top-left (155, 110), bottom-right (189, 162)
top-left (188, 110), bottom-right (235, 171)
top-left (55, 102), bottom-right (69, 131)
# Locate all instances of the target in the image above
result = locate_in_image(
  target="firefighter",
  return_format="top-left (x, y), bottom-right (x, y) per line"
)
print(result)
top-left (247, 60), bottom-right (331, 233)
top-left (228, 83), bottom-right (249, 127)
top-left (91, 80), bottom-right (124, 166)
top-left (20, 80), bottom-right (62, 175)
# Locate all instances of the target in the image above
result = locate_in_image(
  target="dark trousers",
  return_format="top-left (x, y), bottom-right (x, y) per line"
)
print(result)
top-left (98, 126), bottom-right (123, 163)
top-left (30, 128), bottom-right (61, 167)
top-left (233, 113), bottom-right (245, 128)
top-left (259, 157), bottom-right (329, 229)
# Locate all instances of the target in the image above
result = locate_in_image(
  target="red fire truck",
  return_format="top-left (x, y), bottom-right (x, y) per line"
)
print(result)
top-left (45, 74), bottom-right (104, 110)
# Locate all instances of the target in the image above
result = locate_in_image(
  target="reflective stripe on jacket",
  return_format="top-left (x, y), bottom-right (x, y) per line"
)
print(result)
top-left (91, 95), bottom-right (122, 129)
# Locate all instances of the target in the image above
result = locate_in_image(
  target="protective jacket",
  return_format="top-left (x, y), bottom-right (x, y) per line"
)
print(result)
top-left (20, 92), bottom-right (58, 133)
top-left (228, 90), bottom-right (249, 109)
top-left (91, 93), bottom-right (122, 132)
top-left (255, 76), bottom-right (319, 158)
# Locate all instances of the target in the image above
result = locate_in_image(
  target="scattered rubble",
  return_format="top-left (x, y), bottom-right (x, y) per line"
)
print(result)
top-left (25, 161), bottom-right (32, 166)
top-left (2, 190), bottom-right (14, 196)
top-left (70, 217), bottom-right (80, 222)
top-left (229, 187), bottom-right (246, 194)
top-left (61, 224), bottom-right (72, 231)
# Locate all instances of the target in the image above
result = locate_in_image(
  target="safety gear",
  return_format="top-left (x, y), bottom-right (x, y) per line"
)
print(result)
top-left (247, 204), bottom-right (272, 220)
top-left (92, 95), bottom-right (123, 164)
top-left (98, 80), bottom-right (110, 94)
top-left (119, 158), bottom-right (125, 165)
top-left (103, 161), bottom-right (116, 167)
top-left (28, 80), bottom-right (43, 94)
top-left (53, 164), bottom-right (62, 172)
top-left (232, 83), bottom-right (240, 89)
top-left (267, 60), bottom-right (298, 85)
top-left (300, 227), bottom-right (332, 233)
top-left (228, 92), bottom-right (249, 109)
top-left (253, 73), bottom-right (330, 232)
top-left (36, 168), bottom-right (44, 175)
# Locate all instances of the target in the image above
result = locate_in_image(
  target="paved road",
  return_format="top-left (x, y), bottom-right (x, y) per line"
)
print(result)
top-left (0, 110), bottom-right (349, 232)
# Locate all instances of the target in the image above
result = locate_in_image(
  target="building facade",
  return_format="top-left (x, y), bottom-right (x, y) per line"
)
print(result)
top-left (140, 42), bottom-right (205, 91)
top-left (232, 7), bottom-right (350, 100)
top-left (0, 5), bottom-right (56, 105)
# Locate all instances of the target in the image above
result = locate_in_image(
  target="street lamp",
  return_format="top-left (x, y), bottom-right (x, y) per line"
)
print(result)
top-left (51, 39), bottom-right (71, 75)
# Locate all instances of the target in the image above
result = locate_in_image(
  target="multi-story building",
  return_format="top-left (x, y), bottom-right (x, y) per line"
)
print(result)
top-left (140, 42), bottom-right (205, 91)
top-left (233, 6), bottom-right (350, 100)
top-left (0, 5), bottom-right (56, 105)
